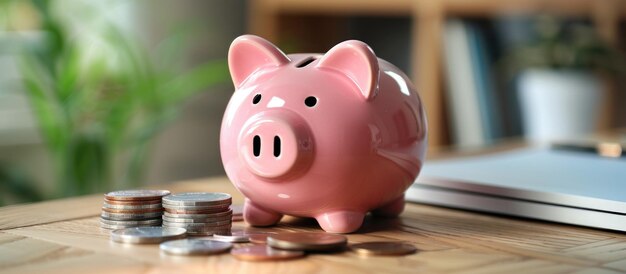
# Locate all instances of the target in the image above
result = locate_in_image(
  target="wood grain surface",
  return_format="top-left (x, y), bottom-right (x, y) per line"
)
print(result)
top-left (1, 176), bottom-right (625, 274)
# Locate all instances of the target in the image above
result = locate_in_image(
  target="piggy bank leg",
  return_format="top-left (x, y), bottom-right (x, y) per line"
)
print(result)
top-left (372, 195), bottom-right (405, 217)
top-left (315, 211), bottom-right (365, 233)
top-left (244, 199), bottom-right (283, 226)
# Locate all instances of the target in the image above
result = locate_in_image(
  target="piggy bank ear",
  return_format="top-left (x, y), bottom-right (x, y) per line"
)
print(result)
top-left (228, 35), bottom-right (290, 88)
top-left (316, 40), bottom-right (379, 101)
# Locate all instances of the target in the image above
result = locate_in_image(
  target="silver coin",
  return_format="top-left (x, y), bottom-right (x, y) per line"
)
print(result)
top-left (160, 239), bottom-right (232, 255)
top-left (163, 220), bottom-right (232, 228)
top-left (163, 210), bottom-right (232, 219)
top-left (162, 225), bottom-right (232, 233)
top-left (173, 225), bottom-right (232, 233)
top-left (162, 215), bottom-right (232, 223)
top-left (162, 192), bottom-right (231, 206)
top-left (105, 190), bottom-right (170, 201)
top-left (100, 222), bottom-right (161, 230)
top-left (101, 211), bottom-right (163, 220)
top-left (162, 203), bottom-right (231, 211)
top-left (103, 203), bottom-right (163, 210)
top-left (110, 226), bottom-right (186, 244)
top-left (186, 228), bottom-right (231, 236)
top-left (100, 218), bottom-right (162, 226)
top-left (212, 229), bottom-right (256, 243)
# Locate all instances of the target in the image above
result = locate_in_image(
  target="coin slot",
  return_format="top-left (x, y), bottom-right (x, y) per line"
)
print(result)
top-left (273, 136), bottom-right (281, 157)
top-left (253, 135), bottom-right (261, 157)
top-left (296, 57), bottom-right (316, 68)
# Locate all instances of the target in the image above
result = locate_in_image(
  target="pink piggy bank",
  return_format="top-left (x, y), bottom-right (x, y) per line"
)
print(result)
top-left (220, 35), bottom-right (427, 233)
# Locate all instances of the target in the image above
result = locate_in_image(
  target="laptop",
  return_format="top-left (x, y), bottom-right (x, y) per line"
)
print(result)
top-left (406, 147), bottom-right (626, 232)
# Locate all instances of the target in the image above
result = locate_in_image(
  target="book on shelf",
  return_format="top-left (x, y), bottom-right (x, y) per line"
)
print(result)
top-left (443, 19), bottom-right (504, 147)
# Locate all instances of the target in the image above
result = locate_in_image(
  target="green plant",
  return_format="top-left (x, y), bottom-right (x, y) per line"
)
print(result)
top-left (18, 0), bottom-right (228, 198)
top-left (502, 16), bottom-right (625, 76)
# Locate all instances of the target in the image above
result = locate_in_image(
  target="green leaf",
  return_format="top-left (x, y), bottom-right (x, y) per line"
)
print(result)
top-left (160, 60), bottom-right (229, 104)
top-left (19, 54), bottom-right (69, 153)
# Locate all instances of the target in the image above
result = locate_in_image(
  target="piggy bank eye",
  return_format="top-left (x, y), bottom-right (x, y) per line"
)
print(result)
top-left (252, 94), bottom-right (262, 104)
top-left (304, 96), bottom-right (317, 107)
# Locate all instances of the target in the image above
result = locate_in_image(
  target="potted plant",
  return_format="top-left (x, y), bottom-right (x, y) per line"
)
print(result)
top-left (503, 16), bottom-right (624, 143)
top-left (13, 0), bottom-right (229, 199)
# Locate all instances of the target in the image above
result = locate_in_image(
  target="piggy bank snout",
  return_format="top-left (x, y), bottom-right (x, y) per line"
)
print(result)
top-left (238, 111), bottom-right (313, 179)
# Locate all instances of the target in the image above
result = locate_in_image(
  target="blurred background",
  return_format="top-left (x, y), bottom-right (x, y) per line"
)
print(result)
top-left (0, 0), bottom-right (624, 205)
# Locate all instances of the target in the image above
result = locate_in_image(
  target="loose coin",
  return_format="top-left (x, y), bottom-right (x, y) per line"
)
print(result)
top-left (162, 192), bottom-right (231, 206)
top-left (267, 233), bottom-right (347, 251)
top-left (110, 226), bottom-right (186, 244)
top-left (231, 245), bottom-right (305, 261)
top-left (105, 190), bottom-right (170, 201)
top-left (212, 229), bottom-right (267, 243)
top-left (350, 242), bottom-right (417, 256)
top-left (101, 211), bottom-right (163, 220)
top-left (160, 239), bottom-right (232, 255)
top-left (248, 233), bottom-right (277, 244)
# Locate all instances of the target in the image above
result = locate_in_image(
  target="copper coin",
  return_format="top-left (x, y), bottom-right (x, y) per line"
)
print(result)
top-left (267, 233), bottom-right (347, 251)
top-left (231, 245), bottom-right (305, 261)
top-left (105, 190), bottom-right (170, 201)
top-left (101, 207), bottom-right (164, 214)
top-left (232, 215), bottom-right (244, 222)
top-left (249, 234), bottom-right (275, 244)
top-left (350, 242), bottom-right (417, 256)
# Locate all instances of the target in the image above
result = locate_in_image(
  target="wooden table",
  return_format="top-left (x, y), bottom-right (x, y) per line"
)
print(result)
top-left (1, 177), bottom-right (625, 274)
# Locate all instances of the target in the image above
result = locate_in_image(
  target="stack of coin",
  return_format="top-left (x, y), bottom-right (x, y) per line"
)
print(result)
top-left (100, 190), bottom-right (170, 230)
top-left (162, 192), bottom-right (232, 236)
